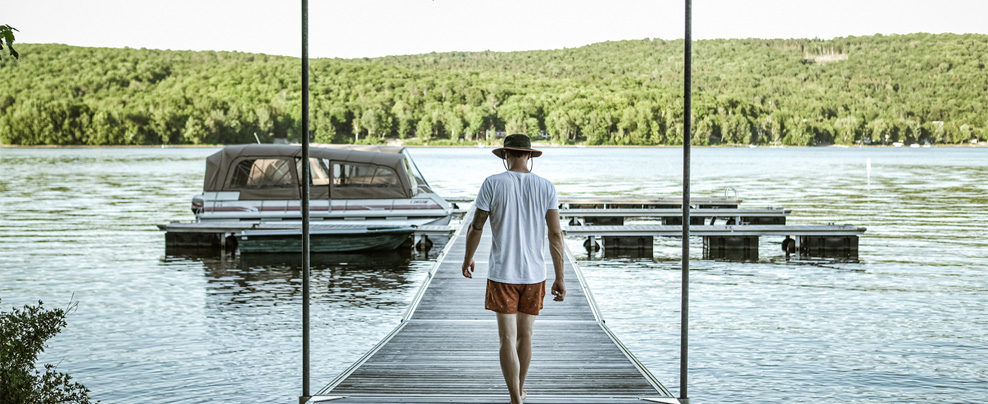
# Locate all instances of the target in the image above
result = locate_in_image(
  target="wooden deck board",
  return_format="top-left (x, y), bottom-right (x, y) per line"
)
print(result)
top-left (312, 397), bottom-right (679, 404)
top-left (317, 207), bottom-right (673, 403)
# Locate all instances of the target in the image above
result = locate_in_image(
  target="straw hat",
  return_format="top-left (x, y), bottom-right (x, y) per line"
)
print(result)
top-left (492, 134), bottom-right (543, 159)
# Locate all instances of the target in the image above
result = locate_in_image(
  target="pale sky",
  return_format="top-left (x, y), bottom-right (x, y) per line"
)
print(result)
top-left (7, 0), bottom-right (988, 59)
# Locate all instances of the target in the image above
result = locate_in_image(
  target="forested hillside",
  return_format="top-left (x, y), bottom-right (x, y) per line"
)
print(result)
top-left (1, 33), bottom-right (986, 146)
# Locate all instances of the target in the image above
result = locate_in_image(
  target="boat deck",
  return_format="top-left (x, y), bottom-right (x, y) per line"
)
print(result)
top-left (312, 208), bottom-right (675, 404)
top-left (159, 221), bottom-right (455, 235)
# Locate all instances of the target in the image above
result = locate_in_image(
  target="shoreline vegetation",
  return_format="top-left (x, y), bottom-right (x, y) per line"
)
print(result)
top-left (1, 33), bottom-right (986, 147)
top-left (3, 141), bottom-right (984, 149)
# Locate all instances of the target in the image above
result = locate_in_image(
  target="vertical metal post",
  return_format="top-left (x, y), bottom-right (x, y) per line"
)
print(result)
top-left (680, 1), bottom-right (692, 403)
top-left (300, 0), bottom-right (312, 402)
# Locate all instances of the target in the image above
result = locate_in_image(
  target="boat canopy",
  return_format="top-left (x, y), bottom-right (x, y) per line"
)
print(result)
top-left (204, 144), bottom-right (413, 200)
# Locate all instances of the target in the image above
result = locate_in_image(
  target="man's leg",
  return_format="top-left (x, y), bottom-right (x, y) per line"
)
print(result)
top-left (496, 312), bottom-right (523, 404)
top-left (516, 312), bottom-right (536, 401)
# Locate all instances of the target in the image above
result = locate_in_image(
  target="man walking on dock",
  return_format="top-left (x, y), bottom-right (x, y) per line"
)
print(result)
top-left (462, 134), bottom-right (566, 404)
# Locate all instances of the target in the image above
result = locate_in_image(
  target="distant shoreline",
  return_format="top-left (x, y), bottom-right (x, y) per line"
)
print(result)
top-left (6, 38), bottom-right (987, 148)
top-left (3, 143), bottom-right (984, 149)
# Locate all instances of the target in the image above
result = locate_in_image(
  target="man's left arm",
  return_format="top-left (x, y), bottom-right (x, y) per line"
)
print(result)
top-left (546, 208), bottom-right (566, 301)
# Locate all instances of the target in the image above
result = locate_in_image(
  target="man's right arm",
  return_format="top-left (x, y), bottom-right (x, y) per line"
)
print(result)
top-left (462, 209), bottom-right (489, 278)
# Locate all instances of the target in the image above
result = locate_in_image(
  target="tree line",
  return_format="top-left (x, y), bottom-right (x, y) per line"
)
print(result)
top-left (1, 33), bottom-right (986, 146)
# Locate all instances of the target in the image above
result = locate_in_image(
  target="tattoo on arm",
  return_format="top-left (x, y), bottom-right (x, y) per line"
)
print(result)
top-left (471, 209), bottom-right (489, 231)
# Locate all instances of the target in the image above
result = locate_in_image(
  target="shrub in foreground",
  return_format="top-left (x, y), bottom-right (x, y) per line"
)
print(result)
top-left (0, 299), bottom-right (96, 404)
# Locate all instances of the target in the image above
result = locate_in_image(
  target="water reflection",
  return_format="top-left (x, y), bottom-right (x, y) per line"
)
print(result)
top-left (703, 248), bottom-right (759, 262)
top-left (163, 250), bottom-right (424, 308)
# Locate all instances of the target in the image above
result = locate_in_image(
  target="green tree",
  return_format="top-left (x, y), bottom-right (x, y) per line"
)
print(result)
top-left (312, 104), bottom-right (338, 144)
top-left (182, 116), bottom-right (207, 144)
top-left (721, 113), bottom-right (752, 144)
top-left (584, 109), bottom-right (612, 145)
top-left (692, 116), bottom-right (715, 146)
top-left (833, 116), bottom-right (861, 145)
top-left (898, 118), bottom-right (922, 143)
top-left (445, 105), bottom-right (466, 141)
top-left (547, 107), bottom-right (577, 143)
top-left (757, 113), bottom-right (782, 144)
top-left (415, 116), bottom-right (433, 142)
top-left (463, 106), bottom-right (485, 141)
top-left (867, 118), bottom-right (890, 144)
top-left (957, 123), bottom-right (973, 144)
top-left (360, 107), bottom-right (390, 140)
top-left (390, 100), bottom-right (414, 140)
top-left (783, 117), bottom-right (812, 146)
top-left (1, 299), bottom-right (97, 404)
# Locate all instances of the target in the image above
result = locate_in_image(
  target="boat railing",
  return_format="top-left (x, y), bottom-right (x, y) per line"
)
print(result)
top-left (724, 187), bottom-right (739, 202)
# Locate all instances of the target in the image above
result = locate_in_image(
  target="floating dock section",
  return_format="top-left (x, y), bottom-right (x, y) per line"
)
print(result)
top-left (554, 198), bottom-right (865, 260)
top-left (312, 208), bottom-right (677, 404)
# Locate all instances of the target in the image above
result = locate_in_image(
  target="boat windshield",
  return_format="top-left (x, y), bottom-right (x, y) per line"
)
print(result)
top-left (302, 158), bottom-right (332, 186)
top-left (332, 162), bottom-right (401, 187)
top-left (402, 150), bottom-right (432, 194)
top-left (230, 158), bottom-right (297, 189)
top-left (299, 157), bottom-right (401, 188)
top-left (300, 157), bottom-right (408, 199)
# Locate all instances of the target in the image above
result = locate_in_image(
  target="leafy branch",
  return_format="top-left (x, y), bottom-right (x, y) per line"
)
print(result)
top-left (0, 24), bottom-right (17, 60)
top-left (0, 298), bottom-right (97, 404)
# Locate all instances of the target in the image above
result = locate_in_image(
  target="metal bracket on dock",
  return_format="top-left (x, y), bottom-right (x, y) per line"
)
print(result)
top-left (302, 396), bottom-right (345, 404)
top-left (794, 234), bottom-right (801, 260)
top-left (642, 398), bottom-right (686, 404)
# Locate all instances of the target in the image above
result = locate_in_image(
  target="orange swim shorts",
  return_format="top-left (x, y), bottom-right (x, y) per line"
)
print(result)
top-left (485, 279), bottom-right (546, 316)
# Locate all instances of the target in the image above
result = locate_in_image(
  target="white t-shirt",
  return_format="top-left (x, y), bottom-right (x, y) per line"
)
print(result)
top-left (475, 170), bottom-right (559, 284)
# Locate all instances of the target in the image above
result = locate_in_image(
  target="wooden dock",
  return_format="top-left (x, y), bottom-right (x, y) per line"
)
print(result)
top-left (312, 209), bottom-right (677, 404)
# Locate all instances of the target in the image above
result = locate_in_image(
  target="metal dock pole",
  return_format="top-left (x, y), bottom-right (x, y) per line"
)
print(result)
top-left (680, 0), bottom-right (692, 403)
top-left (300, 0), bottom-right (312, 402)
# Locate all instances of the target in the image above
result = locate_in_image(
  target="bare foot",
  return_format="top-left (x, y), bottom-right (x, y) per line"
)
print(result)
top-left (522, 390), bottom-right (527, 401)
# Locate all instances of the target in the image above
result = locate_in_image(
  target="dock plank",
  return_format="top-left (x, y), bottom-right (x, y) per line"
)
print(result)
top-left (316, 207), bottom-right (673, 403)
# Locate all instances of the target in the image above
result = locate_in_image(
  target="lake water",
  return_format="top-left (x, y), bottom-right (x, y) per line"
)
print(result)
top-left (1, 146), bottom-right (986, 403)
